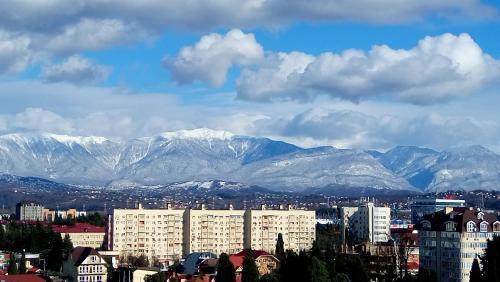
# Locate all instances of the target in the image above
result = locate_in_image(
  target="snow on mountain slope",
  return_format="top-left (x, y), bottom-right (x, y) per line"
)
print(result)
top-left (5, 129), bottom-right (498, 193)
top-left (377, 145), bottom-right (500, 192)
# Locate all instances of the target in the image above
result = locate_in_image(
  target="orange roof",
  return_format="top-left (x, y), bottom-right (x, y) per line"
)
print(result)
top-left (52, 223), bottom-right (104, 233)
top-left (0, 274), bottom-right (46, 282)
top-left (229, 255), bottom-right (244, 269)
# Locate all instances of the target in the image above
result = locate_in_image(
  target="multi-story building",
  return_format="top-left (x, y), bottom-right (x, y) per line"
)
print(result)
top-left (184, 204), bottom-right (245, 256)
top-left (340, 202), bottom-right (391, 248)
top-left (63, 247), bottom-right (108, 282)
top-left (53, 223), bottom-right (106, 249)
top-left (419, 207), bottom-right (500, 282)
top-left (110, 204), bottom-right (316, 264)
top-left (15, 200), bottom-right (43, 221)
top-left (245, 205), bottom-right (316, 254)
top-left (411, 198), bottom-right (466, 224)
top-left (112, 203), bottom-right (184, 263)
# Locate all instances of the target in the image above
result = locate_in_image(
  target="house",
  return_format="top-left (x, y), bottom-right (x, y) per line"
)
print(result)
top-left (63, 247), bottom-right (108, 282)
top-left (230, 250), bottom-right (279, 276)
top-left (133, 267), bottom-right (161, 282)
top-left (0, 274), bottom-right (45, 282)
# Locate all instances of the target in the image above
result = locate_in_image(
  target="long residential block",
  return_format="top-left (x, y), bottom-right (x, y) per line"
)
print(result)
top-left (109, 203), bottom-right (316, 264)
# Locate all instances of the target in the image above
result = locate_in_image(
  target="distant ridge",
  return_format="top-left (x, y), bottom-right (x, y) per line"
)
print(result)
top-left (1, 129), bottom-right (500, 193)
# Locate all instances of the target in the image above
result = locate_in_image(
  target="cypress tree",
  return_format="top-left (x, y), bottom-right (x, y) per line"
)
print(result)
top-left (216, 253), bottom-right (236, 282)
top-left (481, 236), bottom-right (500, 282)
top-left (275, 233), bottom-right (285, 262)
top-left (62, 234), bottom-right (74, 259)
top-left (242, 250), bottom-right (259, 282)
top-left (8, 254), bottom-right (18, 274)
top-left (311, 256), bottom-right (330, 282)
top-left (470, 258), bottom-right (481, 282)
top-left (19, 251), bottom-right (27, 274)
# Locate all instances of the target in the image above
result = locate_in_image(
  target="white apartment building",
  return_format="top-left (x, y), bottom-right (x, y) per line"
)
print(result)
top-left (112, 204), bottom-right (184, 263)
top-left (419, 207), bottom-right (500, 282)
top-left (184, 204), bottom-right (245, 256)
top-left (110, 204), bottom-right (316, 263)
top-left (340, 202), bottom-right (391, 248)
top-left (245, 205), bottom-right (316, 254)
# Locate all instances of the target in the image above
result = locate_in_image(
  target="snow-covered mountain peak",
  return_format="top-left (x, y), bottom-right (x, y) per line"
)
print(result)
top-left (159, 128), bottom-right (235, 140)
top-left (46, 133), bottom-right (112, 145)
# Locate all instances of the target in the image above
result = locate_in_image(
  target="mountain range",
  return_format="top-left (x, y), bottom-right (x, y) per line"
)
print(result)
top-left (0, 128), bottom-right (499, 194)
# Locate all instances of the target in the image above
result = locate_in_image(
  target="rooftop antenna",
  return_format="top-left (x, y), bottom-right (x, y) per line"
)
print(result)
top-left (83, 204), bottom-right (86, 212)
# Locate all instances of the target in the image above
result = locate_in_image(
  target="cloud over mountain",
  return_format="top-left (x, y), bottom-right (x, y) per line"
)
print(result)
top-left (237, 33), bottom-right (500, 104)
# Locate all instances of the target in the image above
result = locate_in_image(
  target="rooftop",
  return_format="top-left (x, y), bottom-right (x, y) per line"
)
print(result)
top-left (52, 223), bottom-right (105, 233)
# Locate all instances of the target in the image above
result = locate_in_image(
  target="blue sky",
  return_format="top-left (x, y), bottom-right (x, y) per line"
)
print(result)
top-left (0, 0), bottom-right (500, 151)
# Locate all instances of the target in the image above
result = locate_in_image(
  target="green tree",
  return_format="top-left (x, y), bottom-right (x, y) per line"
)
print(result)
top-left (62, 234), bottom-right (74, 259)
top-left (279, 250), bottom-right (299, 282)
top-left (242, 250), bottom-right (259, 282)
top-left (8, 254), bottom-right (18, 274)
top-left (311, 256), bottom-right (330, 282)
top-left (481, 236), bottom-right (500, 282)
top-left (259, 273), bottom-right (278, 282)
top-left (275, 233), bottom-right (285, 262)
top-left (324, 247), bottom-right (337, 282)
top-left (19, 251), bottom-right (27, 274)
top-left (470, 258), bottom-right (481, 282)
top-left (0, 225), bottom-right (4, 250)
top-left (311, 240), bottom-right (324, 261)
top-left (216, 253), bottom-right (236, 282)
top-left (418, 268), bottom-right (438, 282)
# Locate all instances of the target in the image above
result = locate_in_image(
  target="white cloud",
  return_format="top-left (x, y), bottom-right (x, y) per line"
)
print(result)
top-left (41, 55), bottom-right (111, 85)
top-left (5, 108), bottom-right (74, 134)
top-left (164, 29), bottom-right (263, 86)
top-left (0, 30), bottom-right (32, 74)
top-left (237, 33), bottom-right (500, 104)
top-left (42, 18), bottom-right (150, 55)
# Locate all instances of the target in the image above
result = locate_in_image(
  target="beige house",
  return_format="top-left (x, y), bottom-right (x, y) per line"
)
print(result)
top-left (63, 247), bottom-right (108, 282)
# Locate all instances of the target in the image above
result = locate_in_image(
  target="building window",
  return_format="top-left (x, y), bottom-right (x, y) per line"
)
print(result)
top-left (467, 221), bottom-right (476, 232)
top-left (480, 222), bottom-right (489, 232)
top-left (493, 222), bottom-right (500, 232)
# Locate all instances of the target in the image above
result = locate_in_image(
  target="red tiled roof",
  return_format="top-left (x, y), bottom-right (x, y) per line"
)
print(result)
top-left (229, 255), bottom-right (244, 269)
top-left (0, 274), bottom-right (45, 282)
top-left (53, 223), bottom-right (104, 233)
top-left (233, 250), bottom-right (272, 259)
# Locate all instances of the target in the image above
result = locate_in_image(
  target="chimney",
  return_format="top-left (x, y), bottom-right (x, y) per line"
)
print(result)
top-left (279, 204), bottom-right (285, 210)
top-left (166, 203), bottom-right (172, 210)
top-left (228, 204), bottom-right (234, 210)
top-left (261, 204), bottom-right (267, 210)
top-left (287, 204), bottom-right (292, 210)
top-left (201, 204), bottom-right (206, 210)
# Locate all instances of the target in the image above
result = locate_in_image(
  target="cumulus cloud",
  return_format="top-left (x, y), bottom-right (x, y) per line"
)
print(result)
top-left (40, 55), bottom-right (111, 85)
top-left (0, 30), bottom-right (32, 74)
top-left (237, 33), bottom-right (500, 104)
top-left (164, 29), bottom-right (263, 86)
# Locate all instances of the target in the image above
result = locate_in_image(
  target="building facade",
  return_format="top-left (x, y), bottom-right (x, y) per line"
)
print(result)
top-left (419, 207), bottom-right (500, 282)
top-left (53, 223), bottom-right (106, 249)
top-left (245, 205), bottom-right (316, 254)
top-left (110, 204), bottom-right (316, 264)
top-left (112, 204), bottom-right (184, 263)
top-left (340, 202), bottom-right (391, 248)
top-left (15, 200), bottom-right (43, 221)
top-left (184, 204), bottom-right (245, 256)
top-left (411, 198), bottom-right (466, 224)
